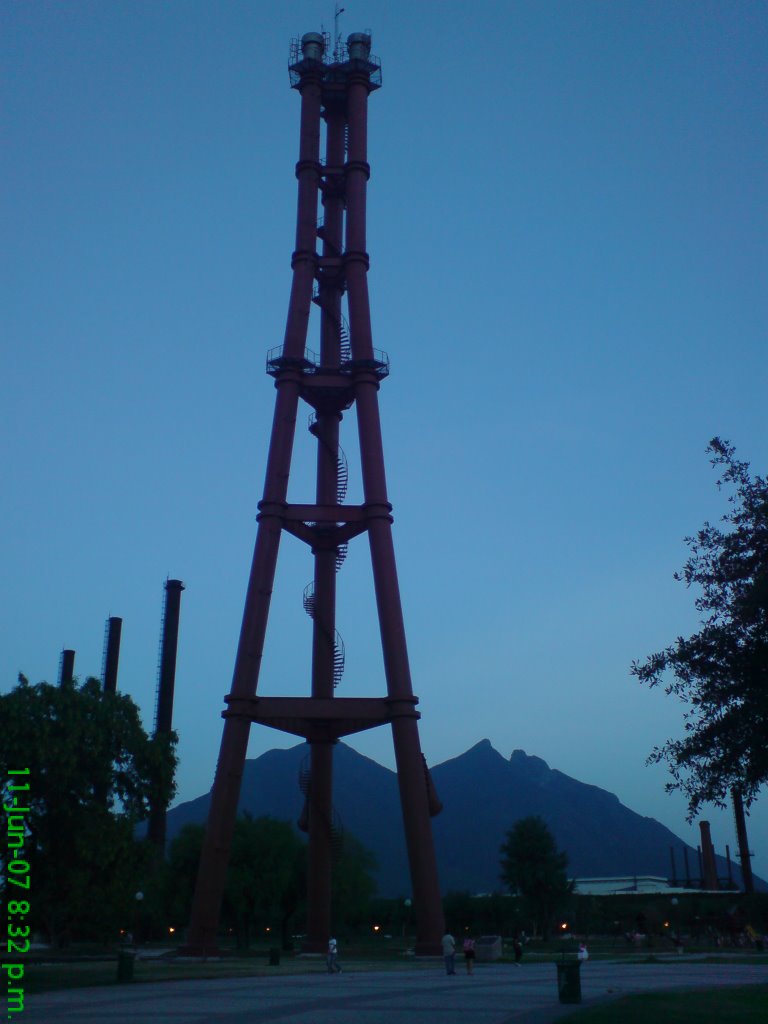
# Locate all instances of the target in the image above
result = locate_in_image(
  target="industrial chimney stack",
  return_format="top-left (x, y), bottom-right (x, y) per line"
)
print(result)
top-left (147, 579), bottom-right (185, 849)
top-left (101, 616), bottom-right (123, 695)
top-left (58, 648), bottom-right (75, 687)
top-left (732, 789), bottom-right (755, 893)
top-left (699, 821), bottom-right (719, 890)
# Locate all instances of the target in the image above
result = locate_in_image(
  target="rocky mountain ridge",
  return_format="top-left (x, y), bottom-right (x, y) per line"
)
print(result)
top-left (166, 739), bottom-right (758, 895)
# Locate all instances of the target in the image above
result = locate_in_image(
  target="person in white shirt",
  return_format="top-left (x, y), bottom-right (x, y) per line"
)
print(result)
top-left (327, 937), bottom-right (342, 973)
top-left (441, 932), bottom-right (456, 975)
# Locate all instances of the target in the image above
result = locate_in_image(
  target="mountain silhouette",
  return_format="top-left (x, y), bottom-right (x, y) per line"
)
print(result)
top-left (165, 739), bottom-right (759, 895)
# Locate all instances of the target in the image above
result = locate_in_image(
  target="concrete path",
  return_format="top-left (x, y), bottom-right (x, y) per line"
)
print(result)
top-left (22, 960), bottom-right (768, 1023)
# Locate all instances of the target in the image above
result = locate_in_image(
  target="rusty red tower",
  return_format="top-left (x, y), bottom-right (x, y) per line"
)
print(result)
top-left (183, 30), bottom-right (444, 956)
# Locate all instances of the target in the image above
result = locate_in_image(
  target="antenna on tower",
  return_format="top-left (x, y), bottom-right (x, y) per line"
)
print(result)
top-left (334, 4), bottom-right (345, 61)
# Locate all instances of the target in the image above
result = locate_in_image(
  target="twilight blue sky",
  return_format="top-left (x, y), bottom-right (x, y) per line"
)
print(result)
top-left (3, 1), bottom-right (767, 880)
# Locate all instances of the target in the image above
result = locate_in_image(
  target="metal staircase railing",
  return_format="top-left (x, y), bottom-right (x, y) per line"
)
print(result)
top-left (316, 216), bottom-right (342, 258)
top-left (308, 412), bottom-right (349, 501)
top-left (302, 582), bottom-right (346, 688)
top-left (311, 284), bottom-right (352, 364)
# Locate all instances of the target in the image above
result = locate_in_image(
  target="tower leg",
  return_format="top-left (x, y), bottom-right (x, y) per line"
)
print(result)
top-left (389, 718), bottom-right (445, 954)
top-left (183, 716), bottom-right (251, 954)
top-left (305, 740), bottom-right (335, 952)
top-left (354, 378), bottom-right (445, 954)
top-left (183, 380), bottom-right (302, 954)
top-left (368, 518), bottom-right (445, 955)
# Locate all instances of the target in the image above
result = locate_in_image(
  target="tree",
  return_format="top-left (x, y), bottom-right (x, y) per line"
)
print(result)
top-left (224, 814), bottom-right (306, 948)
top-left (500, 816), bottom-right (572, 938)
top-left (631, 438), bottom-right (768, 818)
top-left (168, 815), bottom-right (306, 949)
top-left (165, 823), bottom-right (206, 929)
top-left (0, 675), bottom-right (177, 945)
top-left (168, 818), bottom-right (378, 946)
top-left (331, 831), bottom-right (377, 931)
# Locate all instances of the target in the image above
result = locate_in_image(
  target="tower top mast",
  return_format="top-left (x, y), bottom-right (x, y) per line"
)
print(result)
top-left (334, 4), bottom-right (345, 62)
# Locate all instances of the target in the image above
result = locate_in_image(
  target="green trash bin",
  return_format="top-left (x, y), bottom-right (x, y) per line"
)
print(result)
top-left (556, 958), bottom-right (581, 1004)
top-left (268, 947), bottom-right (280, 966)
top-left (117, 949), bottom-right (135, 982)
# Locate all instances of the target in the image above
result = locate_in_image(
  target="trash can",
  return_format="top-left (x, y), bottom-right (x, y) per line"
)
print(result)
top-left (556, 958), bottom-right (581, 1003)
top-left (268, 947), bottom-right (281, 966)
top-left (117, 949), bottom-right (135, 982)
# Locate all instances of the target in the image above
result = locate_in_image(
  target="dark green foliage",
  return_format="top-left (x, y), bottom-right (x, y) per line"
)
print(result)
top-left (225, 814), bottom-right (306, 948)
top-left (564, 986), bottom-right (768, 1024)
top-left (168, 815), bottom-right (306, 948)
top-left (164, 822), bottom-right (206, 929)
top-left (500, 816), bottom-right (572, 937)
top-left (167, 816), bottom-right (378, 947)
top-left (631, 439), bottom-right (768, 818)
top-left (0, 675), bottom-right (177, 945)
top-left (332, 831), bottom-right (377, 930)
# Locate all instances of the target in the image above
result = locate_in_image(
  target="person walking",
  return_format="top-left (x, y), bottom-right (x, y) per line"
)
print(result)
top-left (442, 931), bottom-right (456, 975)
top-left (513, 937), bottom-right (523, 966)
top-left (463, 935), bottom-right (476, 975)
top-left (326, 937), bottom-right (342, 973)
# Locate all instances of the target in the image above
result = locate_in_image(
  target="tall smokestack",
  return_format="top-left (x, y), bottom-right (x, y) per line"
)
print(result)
top-left (683, 846), bottom-right (692, 887)
top-left (102, 616), bottom-right (123, 695)
top-left (732, 788), bottom-right (755, 893)
top-left (669, 846), bottom-right (678, 886)
top-left (58, 649), bottom-right (75, 687)
top-left (147, 579), bottom-right (185, 849)
top-left (699, 821), bottom-right (719, 890)
top-left (154, 580), bottom-right (184, 735)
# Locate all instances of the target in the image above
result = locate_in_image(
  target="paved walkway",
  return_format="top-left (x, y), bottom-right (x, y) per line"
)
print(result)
top-left (23, 960), bottom-right (768, 1023)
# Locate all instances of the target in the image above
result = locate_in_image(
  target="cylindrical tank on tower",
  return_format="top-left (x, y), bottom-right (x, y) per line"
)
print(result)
top-left (301, 32), bottom-right (324, 62)
top-left (347, 33), bottom-right (371, 61)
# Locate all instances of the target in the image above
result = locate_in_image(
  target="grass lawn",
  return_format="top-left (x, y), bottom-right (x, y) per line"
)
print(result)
top-left (569, 985), bottom-right (768, 1023)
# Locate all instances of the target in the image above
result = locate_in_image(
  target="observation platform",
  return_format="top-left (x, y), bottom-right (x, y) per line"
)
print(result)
top-left (266, 345), bottom-right (389, 380)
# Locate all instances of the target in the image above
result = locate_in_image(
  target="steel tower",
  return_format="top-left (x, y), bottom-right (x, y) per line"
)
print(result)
top-left (184, 31), bottom-right (444, 956)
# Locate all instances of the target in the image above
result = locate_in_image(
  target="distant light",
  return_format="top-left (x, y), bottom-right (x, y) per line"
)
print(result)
top-left (560, 923), bottom-right (568, 931)
top-left (373, 924), bottom-right (380, 932)
top-left (266, 927), bottom-right (271, 932)
top-left (663, 921), bottom-right (669, 928)
top-left (169, 927), bottom-right (175, 934)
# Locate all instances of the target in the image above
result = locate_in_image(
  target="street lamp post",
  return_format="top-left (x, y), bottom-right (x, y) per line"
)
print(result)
top-left (134, 891), bottom-right (144, 950)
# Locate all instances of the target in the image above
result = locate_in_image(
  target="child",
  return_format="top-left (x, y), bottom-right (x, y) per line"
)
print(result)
top-left (463, 935), bottom-right (476, 975)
